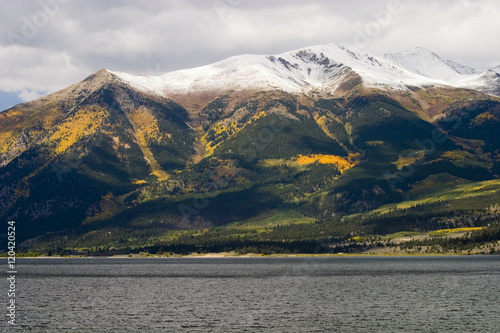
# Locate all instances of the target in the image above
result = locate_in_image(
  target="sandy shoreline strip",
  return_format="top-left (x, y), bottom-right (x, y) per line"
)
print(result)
top-left (4, 252), bottom-right (486, 259)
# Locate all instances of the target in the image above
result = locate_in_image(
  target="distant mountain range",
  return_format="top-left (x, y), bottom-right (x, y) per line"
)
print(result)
top-left (1, 44), bottom-right (499, 254)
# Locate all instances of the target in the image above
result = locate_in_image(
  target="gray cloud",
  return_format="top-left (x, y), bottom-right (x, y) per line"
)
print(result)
top-left (0, 0), bottom-right (499, 109)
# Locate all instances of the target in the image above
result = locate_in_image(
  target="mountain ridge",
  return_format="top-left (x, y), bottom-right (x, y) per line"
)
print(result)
top-left (383, 47), bottom-right (480, 80)
top-left (1, 43), bottom-right (499, 254)
top-left (105, 44), bottom-right (499, 104)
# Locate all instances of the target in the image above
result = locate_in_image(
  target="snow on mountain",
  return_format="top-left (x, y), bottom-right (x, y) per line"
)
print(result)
top-left (456, 70), bottom-right (500, 96)
top-left (381, 48), bottom-right (500, 96)
top-left (443, 59), bottom-right (479, 76)
top-left (383, 47), bottom-right (479, 81)
top-left (490, 65), bottom-right (500, 74)
top-left (109, 44), bottom-right (438, 98)
top-left (108, 44), bottom-right (499, 99)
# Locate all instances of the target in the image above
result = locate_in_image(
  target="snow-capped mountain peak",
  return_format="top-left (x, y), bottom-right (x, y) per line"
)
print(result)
top-left (109, 44), bottom-right (436, 99)
top-left (108, 44), bottom-right (499, 101)
top-left (490, 65), bottom-right (500, 74)
top-left (383, 47), bottom-right (479, 81)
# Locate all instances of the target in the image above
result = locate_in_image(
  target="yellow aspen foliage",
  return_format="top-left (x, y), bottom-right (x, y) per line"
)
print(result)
top-left (295, 153), bottom-right (360, 173)
top-left (393, 151), bottom-right (425, 170)
top-left (50, 106), bottom-right (107, 154)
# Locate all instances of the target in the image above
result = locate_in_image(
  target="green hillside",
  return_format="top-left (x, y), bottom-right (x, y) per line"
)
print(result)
top-left (1, 76), bottom-right (499, 255)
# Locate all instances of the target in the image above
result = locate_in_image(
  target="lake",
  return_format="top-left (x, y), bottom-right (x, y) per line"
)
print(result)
top-left (1, 256), bottom-right (499, 332)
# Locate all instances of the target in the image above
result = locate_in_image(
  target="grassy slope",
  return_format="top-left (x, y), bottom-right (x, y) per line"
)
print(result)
top-left (354, 179), bottom-right (500, 217)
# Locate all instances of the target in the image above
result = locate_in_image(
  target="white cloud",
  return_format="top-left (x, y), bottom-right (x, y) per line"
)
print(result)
top-left (18, 89), bottom-right (43, 102)
top-left (365, 0), bottom-right (500, 68)
top-left (0, 45), bottom-right (85, 93)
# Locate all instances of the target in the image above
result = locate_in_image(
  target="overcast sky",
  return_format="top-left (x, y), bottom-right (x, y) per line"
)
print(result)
top-left (1, 0), bottom-right (499, 110)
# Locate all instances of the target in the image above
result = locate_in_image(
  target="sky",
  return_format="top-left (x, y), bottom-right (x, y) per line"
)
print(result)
top-left (0, 0), bottom-right (499, 111)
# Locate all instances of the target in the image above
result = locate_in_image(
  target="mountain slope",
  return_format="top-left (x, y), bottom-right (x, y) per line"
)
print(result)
top-left (0, 71), bottom-right (196, 241)
top-left (383, 48), bottom-right (500, 97)
top-left (384, 47), bottom-right (479, 80)
top-left (1, 43), bottom-right (499, 253)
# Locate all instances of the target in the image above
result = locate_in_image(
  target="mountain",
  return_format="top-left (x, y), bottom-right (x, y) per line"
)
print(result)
top-left (111, 44), bottom-right (431, 98)
top-left (113, 44), bottom-right (500, 101)
top-left (383, 47), bottom-right (500, 98)
top-left (384, 47), bottom-right (479, 80)
top-left (1, 44), bottom-right (499, 254)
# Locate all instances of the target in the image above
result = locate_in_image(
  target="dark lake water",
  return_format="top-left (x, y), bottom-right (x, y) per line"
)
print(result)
top-left (1, 256), bottom-right (499, 332)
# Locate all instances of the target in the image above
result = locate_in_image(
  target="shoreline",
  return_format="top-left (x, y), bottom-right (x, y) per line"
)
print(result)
top-left (6, 252), bottom-right (498, 259)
